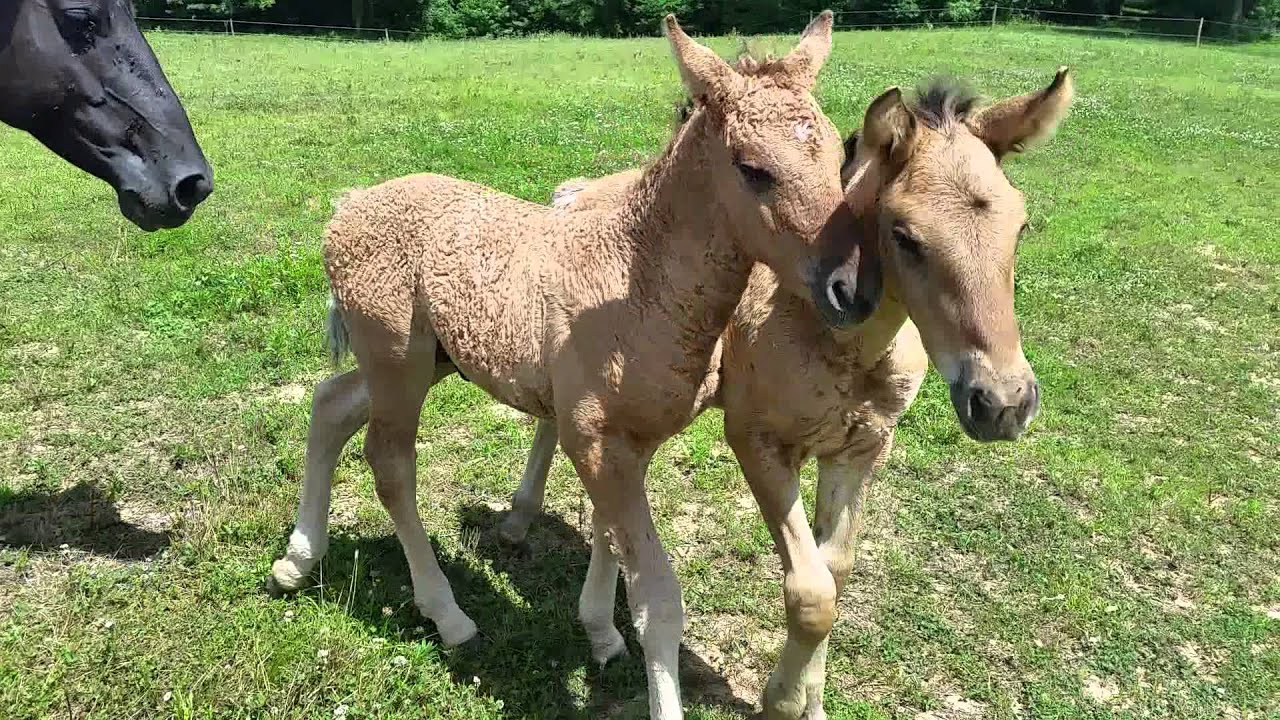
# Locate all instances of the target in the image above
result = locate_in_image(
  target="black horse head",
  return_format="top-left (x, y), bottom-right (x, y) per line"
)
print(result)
top-left (0, 0), bottom-right (212, 230)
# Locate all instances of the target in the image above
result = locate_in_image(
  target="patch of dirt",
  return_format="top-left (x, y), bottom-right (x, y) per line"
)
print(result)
top-left (2, 342), bottom-right (61, 361)
top-left (1190, 316), bottom-right (1224, 333)
top-left (1114, 413), bottom-right (1165, 432)
top-left (1253, 604), bottom-right (1280, 621)
top-left (682, 611), bottom-right (782, 711)
top-left (487, 403), bottom-right (532, 424)
top-left (915, 693), bottom-right (988, 720)
top-left (0, 484), bottom-right (171, 561)
top-left (1176, 642), bottom-right (1222, 684)
top-left (1082, 675), bottom-right (1119, 705)
top-left (272, 383), bottom-right (308, 404)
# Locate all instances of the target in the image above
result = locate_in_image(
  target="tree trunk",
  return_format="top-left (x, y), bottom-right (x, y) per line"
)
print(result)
top-left (352, 0), bottom-right (364, 29)
top-left (1230, 0), bottom-right (1244, 39)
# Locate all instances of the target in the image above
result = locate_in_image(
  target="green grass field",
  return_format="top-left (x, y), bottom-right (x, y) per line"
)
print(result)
top-left (1, 25), bottom-right (1278, 720)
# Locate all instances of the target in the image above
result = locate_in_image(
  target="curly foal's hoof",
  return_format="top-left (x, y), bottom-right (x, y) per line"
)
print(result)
top-left (801, 700), bottom-right (827, 720)
top-left (498, 511), bottom-right (533, 545)
top-left (268, 557), bottom-right (312, 594)
top-left (434, 609), bottom-right (479, 648)
top-left (762, 682), bottom-right (807, 720)
top-left (589, 625), bottom-right (628, 667)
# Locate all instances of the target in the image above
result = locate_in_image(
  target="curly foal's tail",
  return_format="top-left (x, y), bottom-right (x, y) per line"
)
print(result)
top-left (325, 292), bottom-right (350, 367)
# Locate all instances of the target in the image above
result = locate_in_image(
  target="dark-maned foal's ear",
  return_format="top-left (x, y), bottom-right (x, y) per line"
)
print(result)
top-left (966, 66), bottom-right (1074, 159)
top-left (862, 87), bottom-right (917, 169)
top-left (839, 129), bottom-right (861, 185)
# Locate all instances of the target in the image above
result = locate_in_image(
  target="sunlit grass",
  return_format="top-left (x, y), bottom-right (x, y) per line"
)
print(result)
top-left (1, 27), bottom-right (1277, 719)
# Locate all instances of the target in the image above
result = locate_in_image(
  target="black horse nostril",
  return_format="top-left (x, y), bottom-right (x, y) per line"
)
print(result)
top-left (172, 172), bottom-right (212, 212)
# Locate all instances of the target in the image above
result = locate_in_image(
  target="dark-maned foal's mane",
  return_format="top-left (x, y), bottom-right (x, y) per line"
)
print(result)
top-left (909, 76), bottom-right (981, 130)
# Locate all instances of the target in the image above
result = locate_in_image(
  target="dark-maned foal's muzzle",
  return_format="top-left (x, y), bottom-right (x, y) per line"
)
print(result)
top-left (810, 201), bottom-right (882, 327)
top-left (950, 374), bottom-right (1040, 442)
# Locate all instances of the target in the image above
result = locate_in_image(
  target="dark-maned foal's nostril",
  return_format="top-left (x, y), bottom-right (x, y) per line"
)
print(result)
top-left (829, 278), bottom-right (874, 320)
top-left (172, 172), bottom-right (213, 212)
top-left (967, 385), bottom-right (996, 425)
top-left (961, 378), bottom-right (1040, 441)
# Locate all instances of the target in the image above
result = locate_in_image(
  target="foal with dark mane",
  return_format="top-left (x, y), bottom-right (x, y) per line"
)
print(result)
top-left (0, 0), bottom-right (211, 229)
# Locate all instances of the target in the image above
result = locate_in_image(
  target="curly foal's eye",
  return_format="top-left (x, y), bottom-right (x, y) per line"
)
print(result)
top-left (893, 224), bottom-right (924, 260)
top-left (735, 162), bottom-right (775, 194)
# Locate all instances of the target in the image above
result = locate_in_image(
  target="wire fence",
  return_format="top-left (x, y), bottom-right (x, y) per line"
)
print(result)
top-left (135, 4), bottom-right (1274, 47)
top-left (824, 4), bottom-right (1272, 44)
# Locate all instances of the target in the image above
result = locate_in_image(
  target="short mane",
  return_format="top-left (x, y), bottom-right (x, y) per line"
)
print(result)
top-left (909, 76), bottom-right (981, 130)
top-left (674, 46), bottom-right (791, 126)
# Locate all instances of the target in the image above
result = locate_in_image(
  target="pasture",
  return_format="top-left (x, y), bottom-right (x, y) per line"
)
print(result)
top-left (1, 25), bottom-right (1278, 720)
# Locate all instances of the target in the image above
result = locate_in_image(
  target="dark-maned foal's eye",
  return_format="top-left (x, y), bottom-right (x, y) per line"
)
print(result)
top-left (58, 7), bottom-right (100, 55)
top-left (893, 224), bottom-right (924, 260)
top-left (735, 162), bottom-right (775, 194)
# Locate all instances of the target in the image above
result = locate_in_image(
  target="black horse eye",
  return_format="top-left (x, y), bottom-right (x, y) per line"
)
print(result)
top-left (893, 224), bottom-right (924, 260)
top-left (58, 7), bottom-right (100, 54)
top-left (735, 162), bottom-right (775, 193)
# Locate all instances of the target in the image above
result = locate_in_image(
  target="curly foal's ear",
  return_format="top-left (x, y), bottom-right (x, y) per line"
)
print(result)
top-left (967, 66), bottom-right (1075, 159)
top-left (664, 14), bottom-right (742, 105)
top-left (777, 10), bottom-right (834, 91)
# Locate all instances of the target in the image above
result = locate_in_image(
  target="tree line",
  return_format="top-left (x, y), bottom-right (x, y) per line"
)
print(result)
top-left (135, 0), bottom-right (1276, 40)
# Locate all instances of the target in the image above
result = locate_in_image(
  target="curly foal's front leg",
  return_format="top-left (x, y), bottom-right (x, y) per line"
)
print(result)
top-left (796, 446), bottom-right (889, 720)
top-left (563, 429), bottom-right (684, 720)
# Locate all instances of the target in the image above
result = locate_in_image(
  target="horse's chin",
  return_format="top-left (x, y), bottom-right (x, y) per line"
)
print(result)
top-left (117, 188), bottom-right (194, 232)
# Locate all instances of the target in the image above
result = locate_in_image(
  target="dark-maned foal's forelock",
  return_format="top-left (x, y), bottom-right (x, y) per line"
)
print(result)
top-left (0, 0), bottom-right (212, 230)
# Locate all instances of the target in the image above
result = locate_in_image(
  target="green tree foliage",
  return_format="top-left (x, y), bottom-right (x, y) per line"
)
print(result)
top-left (133, 0), bottom-right (1274, 38)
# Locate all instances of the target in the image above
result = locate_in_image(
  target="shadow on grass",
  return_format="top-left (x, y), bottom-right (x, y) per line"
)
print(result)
top-left (0, 482), bottom-right (169, 560)
top-left (312, 504), bottom-right (757, 718)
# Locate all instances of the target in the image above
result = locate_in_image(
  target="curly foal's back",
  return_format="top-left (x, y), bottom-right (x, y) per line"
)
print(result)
top-left (325, 174), bottom-right (560, 415)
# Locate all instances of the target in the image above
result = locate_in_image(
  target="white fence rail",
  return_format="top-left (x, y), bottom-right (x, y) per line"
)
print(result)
top-left (136, 5), bottom-right (1273, 47)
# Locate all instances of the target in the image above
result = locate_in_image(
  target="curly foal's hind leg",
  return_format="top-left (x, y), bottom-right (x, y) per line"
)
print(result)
top-left (271, 370), bottom-right (370, 591)
top-left (499, 417), bottom-right (558, 544)
top-left (359, 323), bottom-right (476, 646)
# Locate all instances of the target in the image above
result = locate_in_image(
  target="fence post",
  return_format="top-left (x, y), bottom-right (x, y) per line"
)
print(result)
top-left (384, 27), bottom-right (390, 41)
top-left (990, 4), bottom-right (998, 27)
top-left (228, 17), bottom-right (235, 35)
top-left (1196, 17), bottom-right (1204, 47)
